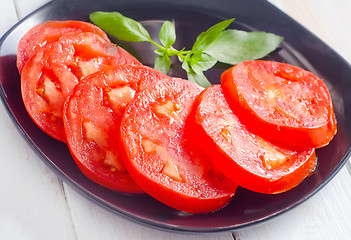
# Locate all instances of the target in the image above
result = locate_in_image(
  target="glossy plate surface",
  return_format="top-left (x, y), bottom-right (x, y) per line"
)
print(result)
top-left (1, 0), bottom-right (351, 233)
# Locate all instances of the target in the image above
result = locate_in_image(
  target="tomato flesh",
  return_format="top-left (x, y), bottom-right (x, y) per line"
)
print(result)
top-left (63, 65), bottom-right (170, 193)
top-left (59, 32), bottom-right (140, 80)
top-left (17, 20), bottom-right (111, 74)
top-left (221, 60), bottom-right (337, 148)
top-left (189, 85), bottom-right (317, 194)
top-left (120, 79), bottom-right (237, 213)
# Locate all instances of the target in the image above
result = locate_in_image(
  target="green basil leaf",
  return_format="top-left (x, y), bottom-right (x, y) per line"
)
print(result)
top-left (181, 52), bottom-right (191, 72)
top-left (154, 55), bottom-right (171, 74)
top-left (166, 48), bottom-right (180, 56)
top-left (188, 50), bottom-right (203, 63)
top-left (203, 30), bottom-right (283, 65)
top-left (190, 64), bottom-right (204, 76)
top-left (192, 18), bottom-right (234, 52)
top-left (154, 49), bottom-right (165, 56)
top-left (187, 69), bottom-right (212, 88)
top-left (90, 11), bottom-right (284, 89)
top-left (90, 11), bottom-right (151, 42)
top-left (189, 52), bottom-right (217, 72)
top-left (159, 21), bottom-right (176, 48)
top-left (182, 52), bottom-right (216, 85)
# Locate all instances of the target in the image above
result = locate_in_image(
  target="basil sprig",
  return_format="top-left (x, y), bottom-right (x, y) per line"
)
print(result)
top-left (90, 11), bottom-right (283, 88)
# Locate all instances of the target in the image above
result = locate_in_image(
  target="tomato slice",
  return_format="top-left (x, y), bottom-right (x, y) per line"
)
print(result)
top-left (63, 65), bottom-right (169, 193)
top-left (21, 42), bottom-right (78, 141)
top-left (17, 20), bottom-right (110, 73)
top-left (21, 31), bottom-right (140, 142)
top-left (120, 79), bottom-right (237, 213)
top-left (221, 60), bottom-right (337, 149)
top-left (188, 85), bottom-right (317, 194)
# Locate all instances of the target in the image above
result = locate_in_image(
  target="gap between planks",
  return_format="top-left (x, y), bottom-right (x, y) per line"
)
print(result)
top-left (345, 161), bottom-right (351, 176)
top-left (12, 0), bottom-right (21, 20)
top-left (59, 180), bottom-right (79, 240)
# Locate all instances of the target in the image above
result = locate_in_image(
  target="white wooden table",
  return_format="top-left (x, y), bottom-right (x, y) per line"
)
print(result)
top-left (1, 0), bottom-right (351, 239)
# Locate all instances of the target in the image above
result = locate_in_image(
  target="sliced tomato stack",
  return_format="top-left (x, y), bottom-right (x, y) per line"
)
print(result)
top-left (19, 21), bottom-right (141, 142)
top-left (18, 20), bottom-right (337, 213)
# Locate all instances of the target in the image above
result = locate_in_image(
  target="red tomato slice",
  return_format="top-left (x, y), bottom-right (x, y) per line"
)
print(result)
top-left (63, 65), bottom-right (170, 193)
top-left (21, 32), bottom-right (140, 142)
top-left (120, 79), bottom-right (237, 213)
top-left (21, 42), bottom-right (78, 141)
top-left (221, 60), bottom-right (337, 149)
top-left (188, 85), bottom-right (317, 194)
top-left (17, 20), bottom-right (110, 73)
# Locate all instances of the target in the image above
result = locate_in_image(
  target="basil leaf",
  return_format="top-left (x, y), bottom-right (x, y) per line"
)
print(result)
top-left (154, 55), bottom-right (171, 74)
top-left (154, 49), bottom-right (165, 56)
top-left (89, 11), bottom-right (284, 89)
top-left (180, 52), bottom-right (191, 72)
top-left (187, 69), bottom-right (212, 88)
top-left (166, 48), bottom-right (181, 56)
top-left (90, 11), bottom-right (151, 42)
top-left (192, 18), bottom-right (234, 52)
top-left (204, 30), bottom-right (283, 65)
top-left (159, 21), bottom-right (176, 48)
top-left (181, 52), bottom-right (215, 87)
top-left (191, 64), bottom-right (205, 76)
top-left (189, 52), bottom-right (217, 73)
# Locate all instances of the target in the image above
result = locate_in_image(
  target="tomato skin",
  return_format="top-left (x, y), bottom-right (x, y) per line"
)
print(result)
top-left (221, 60), bottom-right (337, 149)
top-left (120, 79), bottom-right (237, 213)
top-left (188, 85), bottom-right (317, 194)
top-left (63, 65), bottom-right (170, 193)
top-left (17, 20), bottom-right (110, 74)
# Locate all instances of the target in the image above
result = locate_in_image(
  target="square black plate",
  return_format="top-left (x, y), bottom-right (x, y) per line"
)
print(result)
top-left (1, 0), bottom-right (351, 233)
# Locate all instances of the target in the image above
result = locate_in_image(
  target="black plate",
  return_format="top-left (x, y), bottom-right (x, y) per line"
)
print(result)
top-left (1, 0), bottom-right (351, 233)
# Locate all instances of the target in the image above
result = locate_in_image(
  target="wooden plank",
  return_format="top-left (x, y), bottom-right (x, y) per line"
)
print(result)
top-left (0, 0), bottom-right (18, 36)
top-left (235, 167), bottom-right (351, 239)
top-left (13, 0), bottom-right (51, 19)
top-left (63, 184), bottom-right (234, 240)
top-left (0, 0), bottom-right (76, 239)
top-left (267, 0), bottom-right (351, 63)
